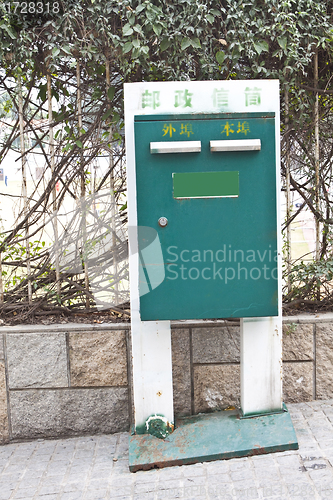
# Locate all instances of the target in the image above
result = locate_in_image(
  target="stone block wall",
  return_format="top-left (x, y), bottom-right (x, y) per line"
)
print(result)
top-left (0, 326), bottom-right (130, 444)
top-left (0, 313), bottom-right (332, 444)
top-left (171, 320), bottom-right (316, 416)
top-left (0, 333), bottom-right (9, 443)
top-left (282, 322), bottom-right (314, 403)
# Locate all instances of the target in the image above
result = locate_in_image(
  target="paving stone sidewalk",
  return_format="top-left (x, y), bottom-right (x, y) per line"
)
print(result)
top-left (1, 400), bottom-right (333, 500)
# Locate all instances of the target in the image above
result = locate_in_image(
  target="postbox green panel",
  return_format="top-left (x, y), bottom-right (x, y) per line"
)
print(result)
top-left (134, 113), bottom-right (278, 321)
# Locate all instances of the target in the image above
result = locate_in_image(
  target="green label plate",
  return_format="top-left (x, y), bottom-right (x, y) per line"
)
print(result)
top-left (173, 171), bottom-right (239, 199)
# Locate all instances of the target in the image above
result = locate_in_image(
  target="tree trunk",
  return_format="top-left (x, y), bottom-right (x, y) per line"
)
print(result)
top-left (106, 60), bottom-right (118, 303)
top-left (76, 60), bottom-right (90, 308)
top-left (314, 48), bottom-right (320, 262)
top-left (314, 48), bottom-right (320, 300)
top-left (47, 70), bottom-right (61, 300)
top-left (18, 74), bottom-right (32, 305)
top-left (284, 84), bottom-right (291, 294)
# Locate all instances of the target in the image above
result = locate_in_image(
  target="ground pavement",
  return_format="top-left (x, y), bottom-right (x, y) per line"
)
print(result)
top-left (1, 400), bottom-right (333, 500)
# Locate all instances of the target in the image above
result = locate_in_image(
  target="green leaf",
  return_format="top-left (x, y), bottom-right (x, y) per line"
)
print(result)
top-left (132, 47), bottom-right (140, 58)
top-left (206, 14), bottom-right (214, 24)
top-left (96, 65), bottom-right (105, 75)
top-left (37, 83), bottom-right (47, 102)
top-left (253, 40), bottom-right (269, 55)
top-left (61, 46), bottom-right (72, 55)
top-left (123, 41), bottom-right (132, 53)
top-left (3, 25), bottom-right (16, 40)
top-left (107, 86), bottom-right (115, 100)
top-left (153, 24), bottom-right (162, 36)
top-left (136, 4), bottom-right (145, 13)
top-left (92, 88), bottom-right (102, 100)
top-left (76, 140), bottom-right (83, 148)
top-left (160, 38), bottom-right (171, 51)
top-left (112, 112), bottom-right (120, 123)
top-left (123, 24), bottom-right (133, 36)
top-left (132, 39), bottom-right (140, 48)
top-left (52, 47), bottom-right (60, 57)
top-left (278, 37), bottom-right (287, 51)
top-left (102, 108), bottom-right (112, 121)
top-left (181, 38), bottom-right (191, 50)
top-left (191, 38), bottom-right (201, 49)
top-left (133, 24), bottom-right (143, 35)
top-left (216, 51), bottom-right (225, 64)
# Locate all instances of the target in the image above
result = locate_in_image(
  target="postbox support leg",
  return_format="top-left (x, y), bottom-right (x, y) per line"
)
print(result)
top-left (130, 311), bottom-right (174, 434)
top-left (240, 316), bottom-right (282, 416)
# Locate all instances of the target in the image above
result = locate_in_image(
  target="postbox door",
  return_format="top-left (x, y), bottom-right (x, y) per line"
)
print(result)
top-left (134, 113), bottom-right (278, 321)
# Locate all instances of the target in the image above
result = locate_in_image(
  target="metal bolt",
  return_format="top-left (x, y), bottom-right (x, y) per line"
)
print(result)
top-left (158, 217), bottom-right (168, 227)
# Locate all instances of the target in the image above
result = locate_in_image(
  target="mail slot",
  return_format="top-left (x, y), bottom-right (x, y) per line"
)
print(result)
top-left (150, 141), bottom-right (201, 154)
top-left (210, 139), bottom-right (261, 151)
top-left (134, 112), bottom-right (277, 321)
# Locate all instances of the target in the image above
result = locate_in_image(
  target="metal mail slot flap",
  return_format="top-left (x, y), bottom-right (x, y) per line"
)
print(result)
top-left (150, 141), bottom-right (201, 154)
top-left (210, 139), bottom-right (261, 152)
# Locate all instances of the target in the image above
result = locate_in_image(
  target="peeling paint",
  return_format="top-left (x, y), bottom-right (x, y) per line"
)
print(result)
top-left (145, 414), bottom-right (174, 439)
top-left (129, 406), bottom-right (298, 472)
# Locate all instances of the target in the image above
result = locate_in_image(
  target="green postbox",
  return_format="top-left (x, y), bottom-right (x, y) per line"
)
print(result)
top-left (134, 112), bottom-right (278, 321)
top-left (126, 81), bottom-right (297, 472)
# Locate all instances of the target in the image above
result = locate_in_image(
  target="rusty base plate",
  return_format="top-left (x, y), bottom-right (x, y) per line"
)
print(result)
top-left (129, 406), bottom-right (298, 472)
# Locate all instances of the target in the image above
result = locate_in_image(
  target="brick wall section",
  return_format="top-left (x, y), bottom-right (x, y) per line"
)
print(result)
top-left (282, 323), bottom-right (314, 403)
top-left (192, 325), bottom-right (240, 413)
top-left (0, 333), bottom-right (9, 444)
top-left (68, 330), bottom-right (128, 387)
top-left (0, 313), bottom-right (332, 442)
top-left (171, 319), bottom-right (316, 414)
top-left (171, 329), bottom-right (191, 416)
top-left (316, 324), bottom-right (333, 399)
top-left (2, 325), bottom-right (130, 442)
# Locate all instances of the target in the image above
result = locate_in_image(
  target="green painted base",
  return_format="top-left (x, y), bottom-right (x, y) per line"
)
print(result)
top-left (129, 406), bottom-right (298, 472)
